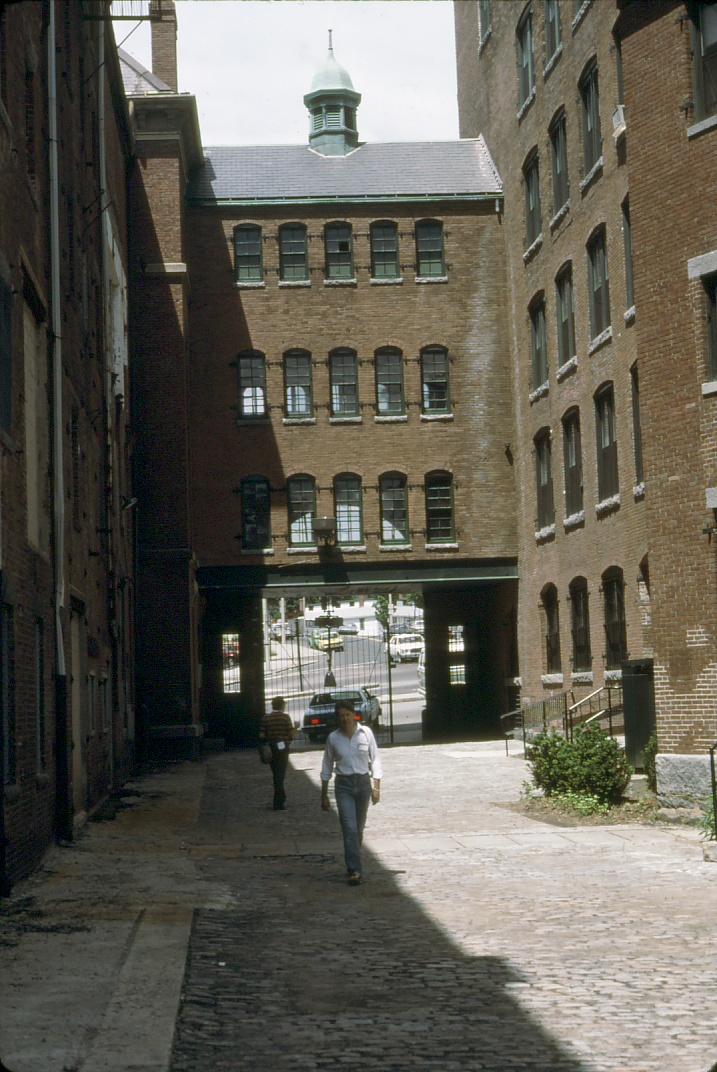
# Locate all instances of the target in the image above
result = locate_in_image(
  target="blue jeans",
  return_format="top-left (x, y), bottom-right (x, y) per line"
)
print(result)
top-left (334, 773), bottom-right (372, 874)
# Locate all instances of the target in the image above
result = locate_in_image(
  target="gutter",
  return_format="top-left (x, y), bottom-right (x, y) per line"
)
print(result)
top-left (187, 192), bottom-right (504, 209)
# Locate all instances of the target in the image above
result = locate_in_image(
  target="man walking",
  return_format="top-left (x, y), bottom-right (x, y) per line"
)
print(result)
top-left (320, 699), bottom-right (382, 885)
top-left (260, 696), bottom-right (294, 810)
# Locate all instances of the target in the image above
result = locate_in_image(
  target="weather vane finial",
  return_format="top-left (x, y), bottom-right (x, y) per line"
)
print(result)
top-left (328, 29), bottom-right (333, 51)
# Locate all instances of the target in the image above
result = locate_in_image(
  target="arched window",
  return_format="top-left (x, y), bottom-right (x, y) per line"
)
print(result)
top-left (420, 346), bottom-right (450, 415)
top-left (425, 470), bottom-right (454, 542)
top-left (279, 224), bottom-right (308, 282)
top-left (236, 350), bottom-right (267, 418)
top-left (240, 476), bottom-right (271, 551)
top-left (375, 348), bottom-right (404, 416)
top-left (549, 110), bottom-right (569, 215)
top-left (329, 349), bottom-right (359, 417)
top-left (569, 577), bottom-right (591, 671)
top-left (602, 567), bottom-right (627, 669)
top-left (379, 473), bottom-right (409, 545)
top-left (587, 225), bottom-right (611, 339)
top-left (370, 221), bottom-right (399, 279)
top-left (534, 427), bottom-right (554, 528)
top-left (334, 474), bottom-right (363, 545)
top-left (523, 149), bottom-right (542, 247)
top-left (555, 262), bottom-right (575, 366)
top-left (516, 4), bottom-right (535, 107)
top-left (324, 222), bottom-right (353, 280)
top-left (562, 408), bottom-right (583, 516)
top-left (595, 382), bottom-right (618, 500)
top-left (541, 583), bottom-right (561, 673)
top-left (529, 294), bottom-right (548, 388)
top-left (287, 475), bottom-right (316, 546)
top-left (283, 350), bottom-right (313, 418)
top-left (234, 224), bottom-right (262, 283)
top-left (415, 219), bottom-right (445, 278)
top-left (579, 59), bottom-right (601, 173)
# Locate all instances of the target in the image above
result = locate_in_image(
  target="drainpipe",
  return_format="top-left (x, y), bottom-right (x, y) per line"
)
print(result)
top-left (48, 2), bottom-right (71, 841)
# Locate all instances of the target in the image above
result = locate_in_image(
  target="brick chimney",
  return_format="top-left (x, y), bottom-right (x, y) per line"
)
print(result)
top-left (149, 0), bottom-right (178, 92)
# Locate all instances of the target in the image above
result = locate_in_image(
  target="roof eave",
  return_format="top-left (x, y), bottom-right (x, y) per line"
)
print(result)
top-left (186, 191), bottom-right (504, 208)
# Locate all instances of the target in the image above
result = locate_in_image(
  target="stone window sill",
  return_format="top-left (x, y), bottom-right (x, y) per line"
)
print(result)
top-left (337, 545), bottom-right (367, 554)
top-left (571, 0), bottom-right (593, 33)
top-left (595, 493), bottom-right (620, 517)
top-left (605, 668), bottom-right (623, 682)
top-left (579, 155), bottom-right (603, 194)
top-left (702, 380), bottom-right (717, 398)
top-left (415, 275), bottom-right (448, 285)
top-left (375, 414), bottom-right (408, 423)
top-left (687, 113), bottom-right (717, 140)
top-left (287, 546), bottom-right (318, 554)
top-left (379, 543), bottom-right (413, 552)
top-left (529, 381), bottom-right (549, 404)
top-left (240, 548), bottom-right (275, 556)
top-left (236, 416), bottom-right (270, 426)
top-left (624, 305), bottom-right (636, 325)
top-left (235, 281), bottom-right (265, 289)
top-left (279, 280), bottom-right (311, 288)
top-left (588, 325), bottom-right (612, 355)
top-left (571, 671), bottom-right (593, 685)
top-left (282, 417), bottom-right (316, 426)
top-left (371, 277), bottom-right (403, 285)
top-left (543, 44), bottom-right (563, 80)
top-left (517, 86), bottom-right (536, 122)
top-left (564, 509), bottom-right (585, 531)
top-left (633, 482), bottom-right (646, 500)
top-left (505, 676), bottom-right (522, 688)
top-left (549, 201), bottom-right (570, 231)
top-left (420, 412), bottom-right (453, 422)
top-left (556, 356), bottom-right (578, 381)
top-left (425, 542), bottom-right (459, 551)
top-left (329, 415), bottom-right (362, 424)
top-left (542, 673), bottom-right (564, 687)
top-left (535, 523), bottom-right (556, 543)
top-left (323, 278), bottom-right (357, 287)
top-left (523, 233), bottom-right (543, 264)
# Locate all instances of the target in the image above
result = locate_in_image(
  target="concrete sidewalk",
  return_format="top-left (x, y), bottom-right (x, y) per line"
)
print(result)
top-left (1, 742), bottom-right (716, 1071)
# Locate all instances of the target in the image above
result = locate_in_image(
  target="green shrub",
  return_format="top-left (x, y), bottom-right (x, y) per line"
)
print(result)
top-left (643, 733), bottom-right (658, 793)
top-left (526, 726), bottom-right (632, 804)
top-left (553, 791), bottom-right (610, 817)
top-left (699, 799), bottom-right (716, 841)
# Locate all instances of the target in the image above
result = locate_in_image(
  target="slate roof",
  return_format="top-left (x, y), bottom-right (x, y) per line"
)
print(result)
top-left (186, 139), bottom-right (502, 204)
top-left (118, 47), bottom-right (171, 96)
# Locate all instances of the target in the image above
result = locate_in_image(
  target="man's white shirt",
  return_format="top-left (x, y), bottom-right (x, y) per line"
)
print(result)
top-left (321, 725), bottom-right (383, 782)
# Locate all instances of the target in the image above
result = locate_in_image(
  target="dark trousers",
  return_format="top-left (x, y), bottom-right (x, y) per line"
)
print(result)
top-left (270, 746), bottom-right (290, 808)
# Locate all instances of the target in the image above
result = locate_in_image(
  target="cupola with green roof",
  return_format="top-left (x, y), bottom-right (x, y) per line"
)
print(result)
top-left (304, 33), bottom-right (361, 156)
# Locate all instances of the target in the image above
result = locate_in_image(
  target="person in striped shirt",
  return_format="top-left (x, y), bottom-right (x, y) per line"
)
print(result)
top-left (260, 696), bottom-right (295, 810)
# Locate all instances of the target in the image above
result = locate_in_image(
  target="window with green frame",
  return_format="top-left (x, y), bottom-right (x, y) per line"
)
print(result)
top-left (379, 473), bottom-right (409, 544)
top-left (334, 474), bottom-right (363, 544)
top-left (234, 225), bottom-right (263, 283)
top-left (421, 346), bottom-right (451, 414)
top-left (279, 224), bottom-right (309, 281)
top-left (283, 350), bottom-right (313, 418)
top-left (240, 476), bottom-right (272, 550)
top-left (375, 348), bottom-right (405, 415)
top-left (415, 220), bottom-right (445, 277)
top-left (370, 221), bottom-right (399, 279)
top-left (325, 222), bottom-right (353, 279)
top-left (329, 349), bottom-right (359, 417)
top-left (425, 471), bottom-right (454, 542)
top-left (287, 475), bottom-right (316, 545)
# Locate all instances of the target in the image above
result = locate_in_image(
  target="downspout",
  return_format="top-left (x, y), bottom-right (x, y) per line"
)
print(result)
top-left (48, 2), bottom-right (71, 840)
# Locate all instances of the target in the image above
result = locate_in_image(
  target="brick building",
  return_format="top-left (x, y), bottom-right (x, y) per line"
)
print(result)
top-left (455, 0), bottom-right (717, 800)
top-left (0, 1), bottom-right (135, 889)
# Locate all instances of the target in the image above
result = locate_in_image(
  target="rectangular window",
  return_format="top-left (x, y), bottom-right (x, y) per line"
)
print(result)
top-left (425, 474), bottom-right (454, 542)
top-left (376, 351), bottom-right (405, 415)
top-left (237, 353), bottom-right (267, 418)
top-left (335, 477), bottom-right (363, 544)
top-left (530, 301), bottom-right (548, 387)
top-left (587, 229), bottom-right (610, 338)
top-left (596, 387), bottom-right (619, 500)
top-left (543, 592), bottom-right (561, 673)
top-left (280, 225), bottom-right (308, 281)
top-left (691, 2), bottom-right (717, 120)
top-left (325, 223), bottom-right (353, 280)
top-left (24, 300), bottom-right (50, 554)
top-left (284, 352), bottom-right (313, 418)
top-left (380, 476), bottom-right (409, 544)
top-left (545, 0), bottom-right (561, 59)
top-left (234, 226), bottom-right (263, 283)
top-left (555, 266), bottom-right (576, 365)
top-left (241, 478), bottom-right (271, 551)
top-left (330, 350), bottom-right (359, 416)
top-left (707, 276), bottom-right (717, 380)
top-left (563, 410), bottom-right (583, 516)
top-left (535, 433), bottom-right (554, 527)
top-left (222, 633), bottom-right (241, 694)
top-left (370, 223), bottom-right (399, 279)
top-left (603, 576), bottom-right (627, 669)
top-left (550, 114), bottom-right (569, 212)
top-left (580, 64), bottom-right (602, 172)
top-left (0, 275), bottom-right (11, 432)
top-left (415, 221), bottom-right (445, 277)
top-left (622, 200), bottom-right (634, 309)
top-left (25, 68), bottom-right (36, 185)
top-left (524, 156), bottom-right (542, 245)
top-left (631, 365), bottom-right (644, 484)
top-left (517, 9), bottom-right (535, 106)
top-left (1, 604), bottom-right (15, 785)
top-left (35, 618), bottom-right (45, 771)
top-left (288, 478), bottom-right (316, 546)
top-left (421, 348), bottom-right (450, 414)
top-left (570, 583), bottom-right (591, 671)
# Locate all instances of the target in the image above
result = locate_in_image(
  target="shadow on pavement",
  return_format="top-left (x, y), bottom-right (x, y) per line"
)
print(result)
top-left (170, 752), bottom-right (589, 1072)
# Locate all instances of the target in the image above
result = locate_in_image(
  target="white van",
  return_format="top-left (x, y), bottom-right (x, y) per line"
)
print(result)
top-left (388, 632), bottom-right (424, 663)
top-left (417, 648), bottom-right (426, 696)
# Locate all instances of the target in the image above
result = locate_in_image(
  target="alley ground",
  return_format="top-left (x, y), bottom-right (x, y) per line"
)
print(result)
top-left (1, 741), bottom-right (716, 1072)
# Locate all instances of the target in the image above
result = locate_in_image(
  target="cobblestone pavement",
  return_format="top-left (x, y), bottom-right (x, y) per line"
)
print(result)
top-left (170, 743), bottom-right (717, 1072)
top-left (1, 741), bottom-right (716, 1072)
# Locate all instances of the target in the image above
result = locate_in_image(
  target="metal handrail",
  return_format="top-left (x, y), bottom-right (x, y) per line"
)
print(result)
top-left (710, 741), bottom-right (717, 842)
top-left (566, 683), bottom-right (623, 741)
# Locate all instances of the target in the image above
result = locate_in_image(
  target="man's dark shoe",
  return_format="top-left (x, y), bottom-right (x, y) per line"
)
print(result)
top-left (347, 872), bottom-right (361, 886)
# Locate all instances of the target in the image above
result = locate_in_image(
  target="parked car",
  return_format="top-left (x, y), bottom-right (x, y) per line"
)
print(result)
top-left (302, 687), bottom-right (382, 742)
top-left (388, 632), bottom-right (424, 663)
top-left (309, 629), bottom-right (344, 652)
top-left (338, 622), bottom-right (359, 635)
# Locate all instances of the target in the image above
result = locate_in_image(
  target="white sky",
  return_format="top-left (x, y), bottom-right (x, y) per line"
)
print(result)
top-left (114, 0), bottom-right (459, 146)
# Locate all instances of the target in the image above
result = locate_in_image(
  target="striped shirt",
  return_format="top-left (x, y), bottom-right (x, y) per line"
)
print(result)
top-left (260, 709), bottom-right (294, 744)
